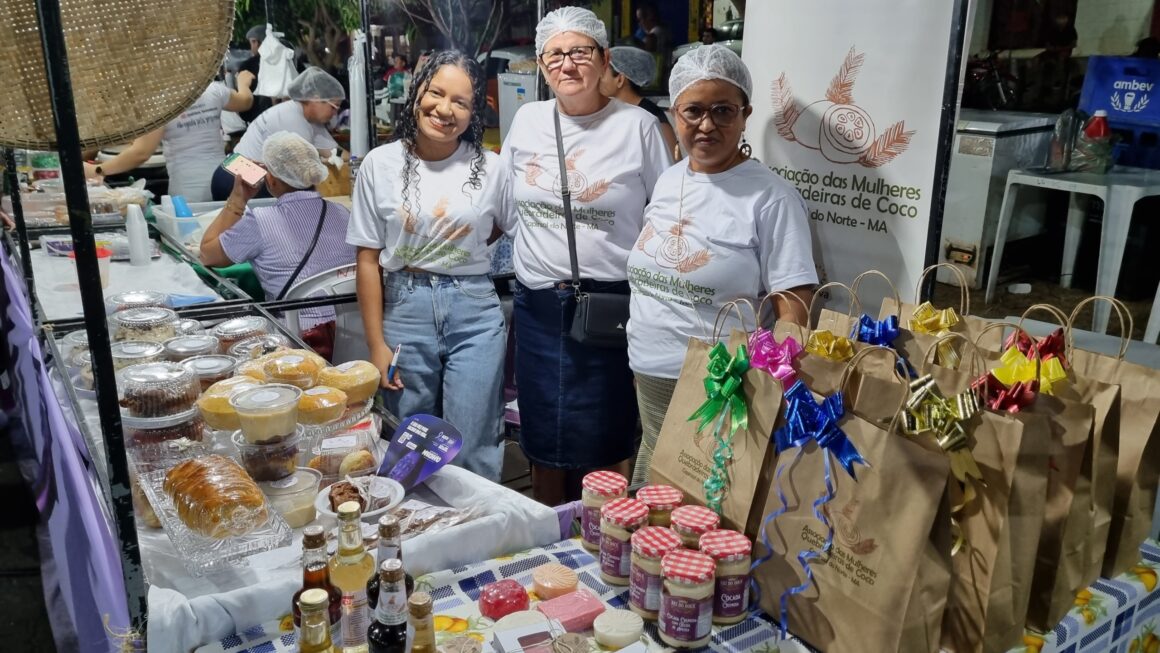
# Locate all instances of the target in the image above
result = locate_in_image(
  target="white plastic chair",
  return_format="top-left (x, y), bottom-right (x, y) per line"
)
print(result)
top-left (283, 264), bottom-right (369, 364)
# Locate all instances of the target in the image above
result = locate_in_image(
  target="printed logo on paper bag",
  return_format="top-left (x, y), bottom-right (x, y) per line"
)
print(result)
top-left (524, 150), bottom-right (611, 203)
top-left (822, 498), bottom-right (878, 555)
top-left (771, 47), bottom-right (915, 168)
top-left (1111, 80), bottom-right (1151, 113)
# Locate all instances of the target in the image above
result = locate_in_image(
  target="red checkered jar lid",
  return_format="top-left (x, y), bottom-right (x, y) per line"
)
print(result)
top-left (601, 498), bottom-right (648, 528)
top-left (661, 548), bottom-right (716, 584)
top-left (582, 471), bottom-right (627, 498)
top-left (635, 484), bottom-right (683, 510)
top-left (670, 505), bottom-right (720, 535)
top-left (631, 526), bottom-right (683, 558)
top-left (699, 529), bottom-right (753, 560)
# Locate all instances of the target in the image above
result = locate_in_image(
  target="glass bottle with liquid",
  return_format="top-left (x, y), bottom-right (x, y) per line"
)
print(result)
top-left (367, 515), bottom-right (414, 611)
top-left (293, 526), bottom-right (343, 644)
top-left (367, 559), bottom-right (408, 653)
top-left (299, 588), bottom-right (338, 653)
top-left (409, 592), bottom-right (437, 653)
top-left (329, 501), bottom-right (376, 653)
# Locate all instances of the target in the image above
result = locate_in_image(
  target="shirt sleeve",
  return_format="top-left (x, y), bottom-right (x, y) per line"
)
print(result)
top-left (639, 118), bottom-right (671, 201)
top-left (492, 147), bottom-right (518, 237)
top-left (312, 124), bottom-right (339, 152)
top-left (757, 190), bottom-right (819, 293)
top-left (346, 156), bottom-right (386, 249)
top-left (217, 208), bottom-right (262, 264)
top-left (211, 83), bottom-right (232, 110)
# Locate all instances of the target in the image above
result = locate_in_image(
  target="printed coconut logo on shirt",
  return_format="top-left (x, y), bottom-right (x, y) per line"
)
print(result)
top-left (524, 150), bottom-right (611, 203)
top-left (635, 216), bottom-right (711, 274)
top-left (772, 47), bottom-right (915, 168)
top-left (398, 196), bottom-right (474, 266)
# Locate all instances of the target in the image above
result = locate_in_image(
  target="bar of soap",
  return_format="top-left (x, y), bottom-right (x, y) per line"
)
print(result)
top-left (532, 563), bottom-right (579, 600)
top-left (535, 588), bottom-right (606, 632)
top-left (479, 579), bottom-right (530, 620)
top-left (493, 610), bottom-right (548, 632)
top-left (593, 609), bottom-right (644, 648)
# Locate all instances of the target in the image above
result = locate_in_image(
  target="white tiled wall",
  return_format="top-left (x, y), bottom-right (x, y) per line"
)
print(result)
top-left (1075, 0), bottom-right (1154, 55)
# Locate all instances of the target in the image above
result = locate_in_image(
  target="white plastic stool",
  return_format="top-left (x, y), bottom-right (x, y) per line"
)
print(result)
top-left (985, 166), bottom-right (1160, 333)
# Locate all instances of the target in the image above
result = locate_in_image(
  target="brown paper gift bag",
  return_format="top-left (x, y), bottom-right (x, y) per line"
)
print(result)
top-left (753, 347), bottom-right (952, 653)
top-left (880, 263), bottom-right (1004, 354)
top-left (1065, 298), bottom-right (1160, 577)
top-left (649, 328), bottom-right (782, 537)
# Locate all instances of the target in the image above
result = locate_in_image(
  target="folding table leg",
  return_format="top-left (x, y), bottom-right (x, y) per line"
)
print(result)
top-left (1061, 192), bottom-right (1085, 289)
top-left (985, 181), bottom-right (1020, 305)
top-left (1091, 189), bottom-right (1140, 333)
top-left (1146, 281), bottom-right (1160, 344)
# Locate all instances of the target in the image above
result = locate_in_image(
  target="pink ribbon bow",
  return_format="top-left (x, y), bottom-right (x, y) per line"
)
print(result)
top-left (748, 329), bottom-right (803, 387)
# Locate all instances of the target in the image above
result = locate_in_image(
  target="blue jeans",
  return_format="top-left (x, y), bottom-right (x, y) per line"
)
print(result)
top-left (382, 271), bottom-right (506, 482)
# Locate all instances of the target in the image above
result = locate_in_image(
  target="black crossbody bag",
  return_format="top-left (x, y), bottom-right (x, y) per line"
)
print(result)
top-left (553, 107), bottom-right (630, 349)
top-left (275, 199), bottom-right (329, 300)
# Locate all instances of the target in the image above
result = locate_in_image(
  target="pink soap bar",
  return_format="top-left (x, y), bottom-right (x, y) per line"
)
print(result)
top-left (479, 579), bottom-right (530, 620)
top-left (535, 588), bottom-right (607, 632)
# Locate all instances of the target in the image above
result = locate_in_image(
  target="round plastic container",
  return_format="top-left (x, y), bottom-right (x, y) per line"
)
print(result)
top-left (298, 386), bottom-right (348, 425)
top-left (317, 361), bottom-right (380, 405)
top-left (228, 333), bottom-right (291, 360)
top-left (117, 362), bottom-right (200, 418)
top-left (259, 467), bottom-right (322, 528)
top-left (62, 330), bottom-right (89, 366)
top-left (111, 307), bottom-right (179, 343)
top-left (197, 376), bottom-right (265, 431)
top-left (230, 384), bottom-right (303, 443)
top-left (182, 355), bottom-right (238, 391)
top-left (211, 316), bottom-right (270, 351)
top-left (110, 341), bottom-right (165, 371)
top-left (232, 428), bottom-right (303, 482)
top-left (126, 412), bottom-right (206, 446)
top-left (263, 352), bottom-right (322, 389)
top-left (163, 335), bottom-right (220, 361)
top-left (175, 319), bottom-right (205, 336)
top-left (105, 290), bottom-right (169, 315)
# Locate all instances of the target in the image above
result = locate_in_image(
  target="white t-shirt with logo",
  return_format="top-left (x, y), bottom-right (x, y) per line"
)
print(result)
top-left (233, 100), bottom-right (339, 162)
top-left (346, 140), bottom-right (506, 276)
top-left (498, 98), bottom-right (670, 290)
top-left (162, 82), bottom-right (232, 202)
top-left (627, 158), bottom-right (818, 379)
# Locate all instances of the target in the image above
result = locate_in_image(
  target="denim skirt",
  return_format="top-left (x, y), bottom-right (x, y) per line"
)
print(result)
top-left (513, 280), bottom-right (638, 469)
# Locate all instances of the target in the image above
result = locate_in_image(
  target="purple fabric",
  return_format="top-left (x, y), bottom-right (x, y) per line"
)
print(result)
top-left (554, 500), bottom-right (584, 541)
top-left (1, 242), bottom-right (131, 649)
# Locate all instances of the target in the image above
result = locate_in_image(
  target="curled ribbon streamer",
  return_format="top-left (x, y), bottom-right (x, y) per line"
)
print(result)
top-left (805, 329), bottom-right (854, 362)
top-left (851, 314), bottom-right (917, 378)
top-left (992, 346), bottom-right (1067, 395)
top-left (104, 614), bottom-right (146, 652)
top-left (687, 343), bottom-right (750, 515)
top-left (749, 329), bottom-right (803, 387)
top-left (973, 372), bottom-right (1038, 413)
top-left (908, 302), bottom-right (962, 367)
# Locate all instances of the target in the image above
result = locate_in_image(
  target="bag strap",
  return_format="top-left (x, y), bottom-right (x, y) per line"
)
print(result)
top-left (553, 107), bottom-right (582, 294)
top-left (276, 198), bottom-right (329, 300)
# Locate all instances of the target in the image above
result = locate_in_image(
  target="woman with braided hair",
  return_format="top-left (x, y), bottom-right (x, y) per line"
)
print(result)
top-left (348, 49), bottom-right (508, 481)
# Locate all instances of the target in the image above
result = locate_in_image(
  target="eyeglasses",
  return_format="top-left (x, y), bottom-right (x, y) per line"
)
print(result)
top-left (539, 45), bottom-right (599, 69)
top-left (674, 103), bottom-right (744, 128)
top-left (325, 101), bottom-right (342, 111)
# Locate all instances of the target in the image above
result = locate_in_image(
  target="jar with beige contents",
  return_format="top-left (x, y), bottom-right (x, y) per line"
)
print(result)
top-left (629, 526), bottom-right (683, 620)
top-left (698, 529), bottom-right (752, 625)
top-left (599, 497), bottom-right (648, 586)
top-left (658, 548), bottom-right (716, 649)
top-left (580, 471), bottom-right (627, 552)
top-left (670, 505), bottom-right (720, 549)
top-left (635, 484), bottom-right (683, 527)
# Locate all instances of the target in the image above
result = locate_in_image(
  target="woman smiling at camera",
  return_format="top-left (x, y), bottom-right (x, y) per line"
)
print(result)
top-left (626, 45), bottom-right (818, 484)
top-left (498, 7), bottom-right (670, 504)
top-left (347, 50), bottom-right (507, 482)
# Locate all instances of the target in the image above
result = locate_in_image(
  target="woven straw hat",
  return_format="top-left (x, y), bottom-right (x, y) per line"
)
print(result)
top-left (0, 0), bottom-right (235, 149)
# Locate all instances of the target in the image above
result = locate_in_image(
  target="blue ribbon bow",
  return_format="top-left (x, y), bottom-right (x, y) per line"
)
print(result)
top-left (851, 313), bottom-right (917, 378)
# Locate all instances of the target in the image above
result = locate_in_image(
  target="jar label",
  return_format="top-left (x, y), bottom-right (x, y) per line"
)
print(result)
top-left (659, 590), bottom-right (712, 642)
top-left (341, 589), bottom-right (368, 647)
top-left (715, 574), bottom-right (749, 618)
top-left (629, 563), bottom-right (662, 612)
top-left (600, 533), bottom-right (631, 579)
top-left (581, 505), bottom-right (601, 546)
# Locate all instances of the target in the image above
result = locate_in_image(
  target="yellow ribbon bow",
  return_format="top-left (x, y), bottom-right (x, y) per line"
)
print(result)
top-left (805, 329), bottom-right (854, 362)
top-left (992, 346), bottom-right (1067, 395)
top-left (908, 302), bottom-right (961, 368)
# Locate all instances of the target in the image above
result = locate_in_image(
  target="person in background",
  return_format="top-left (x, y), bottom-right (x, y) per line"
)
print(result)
top-left (635, 3), bottom-right (669, 55)
top-left (211, 67), bottom-right (344, 200)
top-left (349, 50), bottom-right (507, 482)
top-left (599, 46), bottom-right (678, 160)
top-left (700, 27), bottom-right (718, 46)
top-left (200, 132), bottom-right (355, 359)
top-left (627, 45), bottom-right (816, 484)
top-left (83, 75), bottom-right (255, 202)
top-left (383, 53), bottom-right (409, 80)
top-left (498, 7), bottom-right (670, 505)
top-left (238, 25), bottom-right (274, 125)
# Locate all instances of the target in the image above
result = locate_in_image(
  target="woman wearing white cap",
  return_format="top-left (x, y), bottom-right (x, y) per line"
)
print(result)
top-left (497, 6), bottom-right (670, 504)
top-left (599, 46), bottom-right (678, 160)
top-left (627, 45), bottom-right (817, 483)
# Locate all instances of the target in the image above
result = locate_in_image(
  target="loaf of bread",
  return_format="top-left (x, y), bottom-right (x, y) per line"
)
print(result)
top-left (163, 455), bottom-right (269, 538)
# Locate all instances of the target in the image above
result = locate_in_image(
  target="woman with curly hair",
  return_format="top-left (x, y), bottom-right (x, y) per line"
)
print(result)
top-left (348, 49), bottom-right (508, 481)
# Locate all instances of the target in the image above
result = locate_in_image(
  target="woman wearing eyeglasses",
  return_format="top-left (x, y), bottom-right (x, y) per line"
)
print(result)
top-left (497, 7), bottom-right (671, 505)
top-left (626, 45), bottom-right (818, 484)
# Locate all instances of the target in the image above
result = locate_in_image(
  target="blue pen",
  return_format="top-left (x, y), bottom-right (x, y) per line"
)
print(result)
top-left (386, 344), bottom-right (402, 381)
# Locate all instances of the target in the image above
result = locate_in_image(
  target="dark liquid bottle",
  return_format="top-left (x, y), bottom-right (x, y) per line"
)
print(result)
top-left (367, 559), bottom-right (408, 653)
top-left (293, 525), bottom-right (343, 645)
top-left (366, 515), bottom-right (414, 610)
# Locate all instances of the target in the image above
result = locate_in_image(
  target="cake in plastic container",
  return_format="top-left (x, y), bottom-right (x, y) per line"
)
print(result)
top-left (162, 454), bottom-right (270, 538)
top-left (117, 362), bottom-right (200, 418)
top-left (197, 376), bottom-right (265, 431)
top-left (228, 333), bottom-right (291, 360)
top-left (211, 316), bottom-right (270, 351)
top-left (182, 354), bottom-right (238, 391)
top-left (111, 307), bottom-right (180, 343)
top-left (230, 384), bottom-right (302, 443)
top-left (126, 411), bottom-right (206, 446)
top-left (263, 351), bottom-right (322, 389)
top-left (232, 428), bottom-right (303, 482)
top-left (298, 386), bottom-right (348, 425)
top-left (105, 290), bottom-right (170, 314)
top-left (318, 361), bottom-right (381, 405)
top-left (163, 334), bottom-right (221, 361)
top-left (176, 318), bottom-right (205, 336)
top-left (111, 341), bottom-right (165, 371)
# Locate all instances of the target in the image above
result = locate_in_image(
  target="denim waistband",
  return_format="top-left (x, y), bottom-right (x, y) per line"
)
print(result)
top-left (385, 270), bottom-right (491, 287)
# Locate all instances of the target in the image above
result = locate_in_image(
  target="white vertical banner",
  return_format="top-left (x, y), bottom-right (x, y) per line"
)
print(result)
top-left (743, 0), bottom-right (966, 309)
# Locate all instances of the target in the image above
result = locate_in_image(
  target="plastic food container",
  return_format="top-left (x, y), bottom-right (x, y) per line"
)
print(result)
top-left (228, 333), bottom-right (291, 360)
top-left (231, 428), bottom-right (302, 482)
top-left (259, 467), bottom-right (321, 528)
top-left (62, 330), bottom-right (89, 366)
top-left (175, 319), bottom-right (205, 336)
top-left (105, 290), bottom-right (169, 315)
top-left (182, 355), bottom-right (238, 391)
top-left (117, 362), bottom-right (201, 418)
top-left (305, 425), bottom-right (379, 484)
top-left (126, 412), bottom-right (206, 446)
top-left (317, 361), bottom-right (381, 405)
top-left (230, 384), bottom-right (303, 443)
top-left (298, 386), bottom-right (348, 425)
top-left (211, 316), bottom-right (270, 351)
top-left (110, 341), bottom-right (166, 371)
top-left (163, 335), bottom-right (220, 361)
top-left (111, 307), bottom-right (179, 343)
top-left (197, 376), bottom-right (265, 431)
top-left (263, 352), bottom-right (322, 389)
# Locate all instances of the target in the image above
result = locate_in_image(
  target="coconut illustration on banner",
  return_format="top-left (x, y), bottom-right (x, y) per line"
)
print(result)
top-left (771, 47), bottom-right (915, 168)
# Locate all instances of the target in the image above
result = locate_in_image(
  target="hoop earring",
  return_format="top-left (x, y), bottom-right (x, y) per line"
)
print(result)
top-left (739, 135), bottom-right (752, 159)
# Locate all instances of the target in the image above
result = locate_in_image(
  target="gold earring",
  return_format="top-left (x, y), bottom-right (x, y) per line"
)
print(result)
top-left (672, 142), bottom-right (681, 161)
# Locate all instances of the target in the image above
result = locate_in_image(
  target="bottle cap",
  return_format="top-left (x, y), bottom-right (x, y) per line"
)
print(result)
top-left (378, 514), bottom-right (401, 539)
top-left (299, 588), bottom-right (330, 609)
top-left (302, 524), bottom-right (325, 549)
top-left (1094, 109), bottom-right (1108, 117)
top-left (337, 501), bottom-right (361, 518)
top-left (409, 591), bottom-right (433, 618)
top-left (380, 558), bottom-right (404, 582)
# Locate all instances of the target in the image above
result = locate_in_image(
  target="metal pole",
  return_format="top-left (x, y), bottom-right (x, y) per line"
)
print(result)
top-left (32, 0), bottom-right (148, 639)
top-left (3, 149), bottom-right (38, 311)
top-left (360, 0), bottom-right (378, 150)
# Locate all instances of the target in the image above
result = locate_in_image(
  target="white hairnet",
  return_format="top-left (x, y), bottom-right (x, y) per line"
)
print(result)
top-left (535, 6), bottom-right (609, 55)
top-left (669, 44), bottom-right (752, 105)
top-left (610, 47), bottom-right (655, 88)
top-left (262, 132), bottom-right (329, 189)
top-left (287, 67), bottom-right (345, 102)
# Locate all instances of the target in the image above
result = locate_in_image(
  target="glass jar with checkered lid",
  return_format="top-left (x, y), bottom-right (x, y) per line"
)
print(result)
top-left (629, 526), bottom-right (683, 620)
top-left (659, 548), bottom-right (716, 648)
top-left (599, 497), bottom-right (649, 586)
top-left (635, 484), bottom-right (684, 527)
top-left (580, 470), bottom-right (628, 552)
top-left (670, 505), bottom-right (720, 549)
top-left (699, 529), bottom-right (753, 625)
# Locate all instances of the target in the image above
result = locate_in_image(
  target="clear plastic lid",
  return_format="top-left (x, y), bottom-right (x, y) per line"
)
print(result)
top-left (229, 384), bottom-right (303, 413)
top-left (163, 335), bottom-right (220, 360)
top-left (212, 316), bottom-right (270, 341)
top-left (229, 333), bottom-right (291, 360)
top-left (182, 355), bottom-right (238, 380)
top-left (111, 341), bottom-right (165, 368)
top-left (112, 306), bottom-right (180, 329)
top-left (264, 352), bottom-right (321, 388)
top-left (176, 319), bottom-right (205, 336)
top-left (117, 362), bottom-right (201, 419)
top-left (62, 329), bottom-right (88, 351)
top-left (105, 290), bottom-right (170, 314)
top-left (260, 467), bottom-right (322, 498)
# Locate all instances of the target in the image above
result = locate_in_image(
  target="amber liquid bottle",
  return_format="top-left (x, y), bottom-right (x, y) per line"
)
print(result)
top-left (366, 515), bottom-right (414, 610)
top-left (367, 560), bottom-right (408, 653)
top-left (298, 588), bottom-right (337, 653)
top-left (293, 525), bottom-right (342, 645)
top-left (329, 501), bottom-right (376, 653)
top-left (409, 592), bottom-right (437, 653)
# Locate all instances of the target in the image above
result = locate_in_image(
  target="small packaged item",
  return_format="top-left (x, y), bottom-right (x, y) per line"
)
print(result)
top-left (535, 588), bottom-right (606, 632)
top-left (699, 529), bottom-right (753, 625)
top-left (297, 386), bottom-right (348, 425)
top-left (163, 334), bottom-right (220, 361)
top-left (263, 352), bottom-right (322, 389)
top-left (105, 290), bottom-right (169, 314)
top-left (629, 526), bottom-right (683, 620)
top-left (670, 505), bottom-right (720, 549)
top-left (658, 549), bottom-right (715, 648)
top-left (580, 471), bottom-right (628, 552)
top-left (306, 420), bottom-right (378, 481)
top-left (228, 333), bottom-right (291, 359)
top-left (234, 357), bottom-right (268, 381)
top-left (491, 618), bottom-right (564, 653)
top-left (388, 499), bottom-right (479, 541)
top-left (61, 329), bottom-right (89, 365)
top-left (479, 579), bottom-right (530, 620)
top-left (317, 361), bottom-right (380, 405)
top-left (163, 454), bottom-right (269, 538)
top-left (600, 498), bottom-right (649, 586)
top-left (131, 473), bottom-right (162, 529)
top-left (593, 609), bottom-right (644, 649)
top-left (259, 467), bottom-right (321, 528)
top-left (175, 318), bottom-right (205, 336)
top-left (197, 376), bottom-right (264, 431)
top-left (211, 316), bottom-right (270, 350)
top-left (636, 484), bottom-right (683, 527)
top-left (231, 428), bottom-right (302, 482)
top-left (126, 412), bottom-right (205, 446)
top-left (182, 354), bottom-right (238, 391)
top-left (117, 362), bottom-right (200, 418)
top-left (110, 341), bottom-right (165, 371)
top-left (230, 384), bottom-right (302, 443)
top-left (111, 307), bottom-right (180, 343)
top-left (531, 563), bottom-right (578, 600)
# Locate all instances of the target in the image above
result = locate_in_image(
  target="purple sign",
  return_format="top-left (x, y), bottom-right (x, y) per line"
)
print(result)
top-left (377, 414), bottom-right (462, 490)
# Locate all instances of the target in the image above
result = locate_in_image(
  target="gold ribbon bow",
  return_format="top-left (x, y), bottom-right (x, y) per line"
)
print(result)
top-left (992, 346), bottom-right (1067, 395)
top-left (805, 329), bottom-right (854, 362)
top-left (909, 302), bottom-right (961, 368)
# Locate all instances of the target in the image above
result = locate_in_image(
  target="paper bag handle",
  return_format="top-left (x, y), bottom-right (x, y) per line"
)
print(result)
top-left (1067, 296), bottom-right (1132, 359)
top-left (757, 290), bottom-right (810, 343)
top-left (972, 321), bottom-right (1043, 382)
top-left (808, 282), bottom-right (863, 334)
top-left (915, 263), bottom-right (970, 315)
top-left (850, 269), bottom-right (903, 317)
top-left (710, 299), bottom-right (756, 341)
top-left (839, 344), bottom-right (910, 434)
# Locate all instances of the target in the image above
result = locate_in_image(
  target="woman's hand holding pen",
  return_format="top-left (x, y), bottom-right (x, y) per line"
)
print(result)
top-left (372, 342), bottom-right (404, 391)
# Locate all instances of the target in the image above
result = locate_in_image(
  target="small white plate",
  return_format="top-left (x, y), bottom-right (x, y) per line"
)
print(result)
top-left (314, 477), bottom-right (404, 523)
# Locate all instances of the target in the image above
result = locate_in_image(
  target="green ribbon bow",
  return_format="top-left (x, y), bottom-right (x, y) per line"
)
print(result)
top-left (688, 342), bottom-right (751, 515)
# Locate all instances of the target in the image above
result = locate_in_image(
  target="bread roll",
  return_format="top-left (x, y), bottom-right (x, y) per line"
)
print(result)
top-left (163, 455), bottom-right (269, 538)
